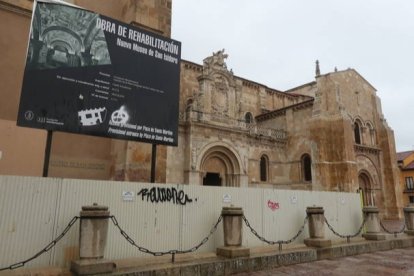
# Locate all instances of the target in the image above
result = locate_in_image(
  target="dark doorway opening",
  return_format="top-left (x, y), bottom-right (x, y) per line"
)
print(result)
top-left (203, 172), bottom-right (221, 186)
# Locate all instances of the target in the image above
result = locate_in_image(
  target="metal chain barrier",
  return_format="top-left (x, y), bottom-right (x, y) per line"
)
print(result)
top-left (110, 215), bottom-right (222, 262)
top-left (242, 215), bottom-right (308, 251)
top-left (0, 216), bottom-right (79, 271)
top-left (324, 215), bottom-right (366, 243)
top-left (380, 220), bottom-right (406, 237)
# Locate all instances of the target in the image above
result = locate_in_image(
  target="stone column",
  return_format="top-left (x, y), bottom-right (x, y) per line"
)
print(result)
top-left (71, 203), bottom-right (115, 275)
top-left (404, 204), bottom-right (414, 235)
top-left (304, 206), bottom-right (332, 248)
top-left (362, 206), bottom-right (386, 240)
top-left (216, 206), bottom-right (250, 258)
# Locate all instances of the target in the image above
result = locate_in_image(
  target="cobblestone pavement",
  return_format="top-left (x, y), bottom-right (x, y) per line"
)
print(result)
top-left (234, 248), bottom-right (414, 276)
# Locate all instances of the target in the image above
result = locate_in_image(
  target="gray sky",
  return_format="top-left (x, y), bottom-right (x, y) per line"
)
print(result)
top-left (171, 0), bottom-right (414, 152)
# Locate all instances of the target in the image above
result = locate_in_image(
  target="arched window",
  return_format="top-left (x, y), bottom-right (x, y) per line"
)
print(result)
top-left (245, 112), bottom-right (254, 124)
top-left (185, 98), bottom-right (193, 112)
top-left (301, 154), bottom-right (312, 182)
top-left (354, 121), bottom-right (361, 144)
top-left (260, 155), bottom-right (268, 182)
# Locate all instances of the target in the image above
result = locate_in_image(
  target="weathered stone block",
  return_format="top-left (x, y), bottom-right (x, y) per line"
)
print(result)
top-left (362, 233), bottom-right (387, 240)
top-left (70, 259), bottom-right (115, 275)
top-left (199, 262), bottom-right (225, 276)
top-left (180, 264), bottom-right (200, 276)
top-left (216, 246), bottom-right (250, 258)
top-left (304, 238), bottom-right (332, 248)
top-left (224, 258), bottom-right (250, 275)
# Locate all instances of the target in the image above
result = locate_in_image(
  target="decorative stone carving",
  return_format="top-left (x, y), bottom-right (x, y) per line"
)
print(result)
top-left (212, 75), bottom-right (229, 114)
top-left (203, 49), bottom-right (228, 69)
top-left (195, 50), bottom-right (241, 120)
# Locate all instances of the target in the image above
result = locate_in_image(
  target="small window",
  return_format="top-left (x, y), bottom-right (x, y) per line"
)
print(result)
top-left (409, 196), bottom-right (414, 204)
top-left (406, 177), bottom-right (414, 190)
top-left (245, 112), bottom-right (254, 124)
top-left (260, 155), bottom-right (268, 182)
top-left (186, 99), bottom-right (193, 112)
top-left (302, 154), bottom-right (312, 182)
top-left (354, 122), bottom-right (361, 144)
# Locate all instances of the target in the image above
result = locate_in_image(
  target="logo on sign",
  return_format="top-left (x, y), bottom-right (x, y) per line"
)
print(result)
top-left (122, 191), bottom-right (135, 201)
top-left (24, 110), bottom-right (34, 121)
top-left (78, 107), bottom-right (107, 126)
top-left (111, 106), bottom-right (129, 124)
top-left (223, 194), bottom-right (232, 203)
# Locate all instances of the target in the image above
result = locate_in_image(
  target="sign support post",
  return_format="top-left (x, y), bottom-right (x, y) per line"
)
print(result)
top-left (150, 144), bottom-right (157, 183)
top-left (42, 130), bottom-right (53, 177)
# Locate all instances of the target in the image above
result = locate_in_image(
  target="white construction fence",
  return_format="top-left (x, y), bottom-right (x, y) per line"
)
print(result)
top-left (0, 175), bottom-right (363, 268)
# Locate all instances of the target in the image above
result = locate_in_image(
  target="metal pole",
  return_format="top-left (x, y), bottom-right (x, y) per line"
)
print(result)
top-left (42, 130), bottom-right (53, 177)
top-left (150, 144), bottom-right (157, 183)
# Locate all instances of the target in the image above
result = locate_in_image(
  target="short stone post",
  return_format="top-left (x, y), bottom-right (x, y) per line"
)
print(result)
top-left (304, 206), bottom-right (332, 248)
top-left (362, 206), bottom-right (386, 240)
top-left (403, 204), bottom-right (414, 235)
top-left (71, 203), bottom-right (115, 275)
top-left (216, 206), bottom-right (250, 258)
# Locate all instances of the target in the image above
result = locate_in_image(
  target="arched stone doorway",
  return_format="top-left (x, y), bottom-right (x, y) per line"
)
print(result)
top-left (199, 145), bottom-right (241, 187)
top-left (359, 172), bottom-right (375, 206)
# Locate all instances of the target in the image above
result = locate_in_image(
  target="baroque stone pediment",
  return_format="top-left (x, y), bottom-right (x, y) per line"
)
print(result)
top-left (212, 74), bottom-right (229, 114)
top-left (194, 50), bottom-right (241, 119)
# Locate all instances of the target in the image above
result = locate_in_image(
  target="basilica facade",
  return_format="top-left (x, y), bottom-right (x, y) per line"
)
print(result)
top-left (0, 0), bottom-right (402, 218)
top-left (163, 50), bottom-right (401, 218)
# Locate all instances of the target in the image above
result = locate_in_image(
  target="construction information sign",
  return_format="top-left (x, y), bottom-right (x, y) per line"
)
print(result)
top-left (17, 0), bottom-right (181, 146)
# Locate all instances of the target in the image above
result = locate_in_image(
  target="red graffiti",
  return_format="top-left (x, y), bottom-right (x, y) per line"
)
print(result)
top-left (267, 200), bottom-right (279, 211)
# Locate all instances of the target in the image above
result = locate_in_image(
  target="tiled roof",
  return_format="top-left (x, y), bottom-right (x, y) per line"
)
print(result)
top-left (406, 161), bottom-right (414, 170)
top-left (397, 151), bottom-right (414, 162)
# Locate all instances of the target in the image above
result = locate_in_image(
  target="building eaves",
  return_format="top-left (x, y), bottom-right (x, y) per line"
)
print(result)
top-left (406, 161), bottom-right (414, 170)
top-left (397, 151), bottom-right (414, 162)
top-left (284, 81), bottom-right (316, 93)
top-left (255, 99), bottom-right (314, 122)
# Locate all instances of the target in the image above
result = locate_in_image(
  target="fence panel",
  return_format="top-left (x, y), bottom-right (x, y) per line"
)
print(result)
top-left (0, 175), bottom-right (363, 269)
top-left (0, 176), bottom-right (61, 268)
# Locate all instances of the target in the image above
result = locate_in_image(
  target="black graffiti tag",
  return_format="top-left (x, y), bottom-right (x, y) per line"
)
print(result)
top-left (137, 187), bottom-right (194, 205)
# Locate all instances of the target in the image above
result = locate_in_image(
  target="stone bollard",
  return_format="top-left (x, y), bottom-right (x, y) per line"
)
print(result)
top-left (403, 204), bottom-right (414, 235)
top-left (362, 206), bottom-right (386, 240)
top-left (71, 203), bottom-right (115, 275)
top-left (216, 206), bottom-right (250, 258)
top-left (304, 206), bottom-right (332, 248)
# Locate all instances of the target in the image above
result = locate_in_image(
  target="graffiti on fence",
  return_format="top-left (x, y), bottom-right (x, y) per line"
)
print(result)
top-left (267, 200), bottom-right (280, 211)
top-left (137, 187), bottom-right (194, 205)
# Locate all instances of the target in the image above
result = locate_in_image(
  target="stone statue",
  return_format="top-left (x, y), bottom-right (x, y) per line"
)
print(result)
top-left (203, 49), bottom-right (228, 68)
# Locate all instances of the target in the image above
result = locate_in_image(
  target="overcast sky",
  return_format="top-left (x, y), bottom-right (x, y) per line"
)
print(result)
top-left (171, 0), bottom-right (414, 152)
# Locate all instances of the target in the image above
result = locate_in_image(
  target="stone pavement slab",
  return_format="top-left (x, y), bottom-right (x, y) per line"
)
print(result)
top-left (234, 247), bottom-right (414, 276)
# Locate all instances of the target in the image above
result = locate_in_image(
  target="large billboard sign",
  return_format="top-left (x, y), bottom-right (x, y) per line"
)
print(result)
top-left (17, 0), bottom-right (181, 146)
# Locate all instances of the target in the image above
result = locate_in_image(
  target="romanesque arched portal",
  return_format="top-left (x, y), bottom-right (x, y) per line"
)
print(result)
top-left (359, 172), bottom-right (375, 206)
top-left (199, 145), bottom-right (241, 187)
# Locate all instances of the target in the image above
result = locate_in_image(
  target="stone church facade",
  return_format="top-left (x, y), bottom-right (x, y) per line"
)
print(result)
top-left (0, 0), bottom-right (402, 218)
top-left (167, 51), bottom-right (401, 218)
